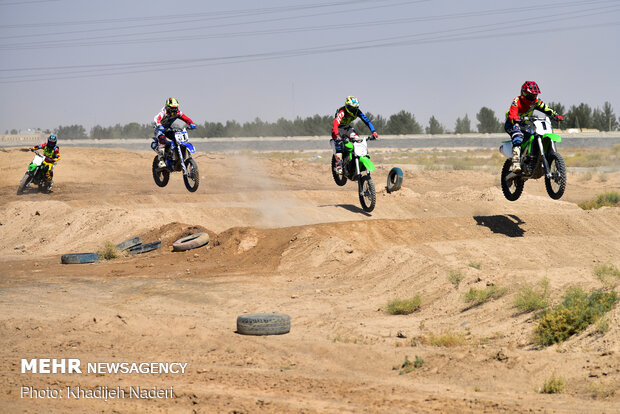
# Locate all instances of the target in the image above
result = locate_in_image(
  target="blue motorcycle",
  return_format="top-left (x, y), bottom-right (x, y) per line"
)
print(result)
top-left (151, 119), bottom-right (199, 192)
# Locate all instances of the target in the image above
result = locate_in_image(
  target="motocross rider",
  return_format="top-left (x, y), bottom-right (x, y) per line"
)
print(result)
top-left (505, 81), bottom-right (563, 173)
top-left (154, 97), bottom-right (196, 168)
top-left (331, 96), bottom-right (379, 174)
top-left (30, 134), bottom-right (60, 191)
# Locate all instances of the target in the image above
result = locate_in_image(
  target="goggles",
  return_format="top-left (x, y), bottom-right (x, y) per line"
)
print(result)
top-left (523, 93), bottom-right (538, 101)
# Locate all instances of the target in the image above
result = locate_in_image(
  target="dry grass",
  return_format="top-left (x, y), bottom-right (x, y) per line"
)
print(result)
top-left (464, 285), bottom-right (507, 307)
top-left (425, 331), bottom-right (467, 347)
top-left (97, 241), bottom-right (121, 260)
top-left (539, 373), bottom-right (565, 394)
top-left (386, 295), bottom-right (422, 315)
top-left (578, 192), bottom-right (620, 210)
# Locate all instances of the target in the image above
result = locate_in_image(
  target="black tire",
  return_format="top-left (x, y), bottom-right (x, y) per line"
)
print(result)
top-left (61, 253), bottom-right (99, 264)
top-left (17, 173), bottom-right (30, 195)
top-left (545, 152), bottom-right (566, 200)
top-left (129, 240), bottom-right (162, 255)
top-left (172, 232), bottom-right (210, 252)
top-left (183, 158), bottom-right (199, 192)
top-left (386, 167), bottom-right (403, 193)
top-left (331, 155), bottom-right (347, 186)
top-left (115, 237), bottom-right (142, 251)
top-left (152, 155), bottom-right (170, 187)
top-left (236, 313), bottom-right (290, 336)
top-left (500, 159), bottom-right (524, 201)
top-left (359, 175), bottom-right (376, 212)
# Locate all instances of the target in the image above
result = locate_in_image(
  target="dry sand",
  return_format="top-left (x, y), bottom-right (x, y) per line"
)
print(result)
top-left (0, 146), bottom-right (619, 413)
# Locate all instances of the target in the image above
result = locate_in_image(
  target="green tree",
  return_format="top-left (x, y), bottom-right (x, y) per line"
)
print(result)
top-left (566, 103), bottom-right (593, 130)
top-left (546, 102), bottom-right (566, 128)
top-left (55, 124), bottom-right (87, 139)
top-left (426, 116), bottom-right (445, 134)
top-left (385, 110), bottom-right (422, 134)
top-left (592, 102), bottom-right (618, 131)
top-left (353, 111), bottom-right (387, 135)
top-left (10, 129), bottom-right (18, 135)
top-left (476, 107), bottom-right (501, 133)
top-left (454, 114), bottom-right (472, 134)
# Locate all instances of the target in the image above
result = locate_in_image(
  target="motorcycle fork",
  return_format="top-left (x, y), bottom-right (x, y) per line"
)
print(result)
top-left (176, 143), bottom-right (188, 176)
top-left (536, 136), bottom-right (552, 178)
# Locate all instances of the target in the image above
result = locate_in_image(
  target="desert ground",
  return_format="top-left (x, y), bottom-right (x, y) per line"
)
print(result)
top-left (0, 144), bottom-right (619, 413)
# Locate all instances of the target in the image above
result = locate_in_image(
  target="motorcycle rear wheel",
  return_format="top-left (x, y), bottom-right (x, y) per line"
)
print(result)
top-left (545, 152), bottom-right (566, 200)
top-left (331, 155), bottom-right (347, 186)
top-left (183, 158), bottom-right (199, 192)
top-left (359, 175), bottom-right (376, 212)
top-left (501, 159), bottom-right (524, 201)
top-left (152, 155), bottom-right (170, 187)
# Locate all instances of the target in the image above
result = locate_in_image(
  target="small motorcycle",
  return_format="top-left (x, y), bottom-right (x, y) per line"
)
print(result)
top-left (499, 115), bottom-right (566, 201)
top-left (151, 119), bottom-right (199, 192)
top-left (16, 149), bottom-right (53, 195)
top-left (331, 133), bottom-right (376, 212)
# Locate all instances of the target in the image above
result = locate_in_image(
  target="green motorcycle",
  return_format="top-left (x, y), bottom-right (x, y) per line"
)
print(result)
top-left (331, 134), bottom-right (376, 212)
top-left (499, 115), bottom-right (566, 201)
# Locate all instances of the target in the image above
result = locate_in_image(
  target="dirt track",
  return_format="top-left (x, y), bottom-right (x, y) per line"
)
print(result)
top-left (1, 146), bottom-right (619, 413)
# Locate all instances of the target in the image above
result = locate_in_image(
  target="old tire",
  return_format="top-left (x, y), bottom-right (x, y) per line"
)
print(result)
top-left (152, 155), bottom-right (170, 187)
top-left (115, 237), bottom-right (142, 251)
top-left (500, 159), bottom-right (524, 201)
top-left (386, 167), bottom-right (403, 193)
top-left (172, 232), bottom-right (210, 252)
top-left (236, 313), bottom-right (291, 336)
top-left (61, 253), bottom-right (99, 264)
top-left (129, 240), bottom-right (161, 255)
top-left (545, 152), bottom-right (566, 200)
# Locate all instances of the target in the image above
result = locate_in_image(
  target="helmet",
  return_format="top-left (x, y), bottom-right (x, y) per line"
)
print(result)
top-left (344, 95), bottom-right (359, 114)
top-left (165, 97), bottom-right (179, 115)
top-left (46, 134), bottom-right (57, 148)
top-left (521, 81), bottom-right (541, 103)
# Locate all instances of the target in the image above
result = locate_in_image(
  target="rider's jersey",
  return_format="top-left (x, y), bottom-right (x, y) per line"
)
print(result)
top-left (506, 96), bottom-right (557, 123)
top-left (332, 106), bottom-right (376, 138)
top-left (154, 107), bottom-right (194, 131)
top-left (32, 143), bottom-right (60, 164)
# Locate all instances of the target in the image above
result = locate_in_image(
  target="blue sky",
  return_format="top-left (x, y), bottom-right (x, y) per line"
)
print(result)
top-left (1, 0), bottom-right (618, 132)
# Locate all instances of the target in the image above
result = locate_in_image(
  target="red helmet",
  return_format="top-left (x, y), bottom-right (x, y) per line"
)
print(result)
top-left (521, 81), bottom-right (540, 102)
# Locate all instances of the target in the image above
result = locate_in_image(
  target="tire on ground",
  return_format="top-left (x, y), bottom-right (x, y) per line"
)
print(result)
top-left (236, 313), bottom-right (291, 336)
top-left (172, 232), bottom-right (210, 252)
top-left (129, 241), bottom-right (162, 255)
top-left (386, 167), bottom-right (403, 193)
top-left (115, 237), bottom-right (142, 251)
top-left (61, 253), bottom-right (99, 264)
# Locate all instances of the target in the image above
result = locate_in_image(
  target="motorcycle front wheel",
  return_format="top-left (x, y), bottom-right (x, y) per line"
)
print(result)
top-left (152, 155), bottom-right (170, 187)
top-left (331, 155), bottom-right (347, 186)
top-left (500, 159), bottom-right (524, 201)
top-left (545, 152), bottom-right (566, 200)
top-left (183, 158), bottom-right (199, 192)
top-left (16, 172), bottom-right (31, 195)
top-left (359, 175), bottom-right (376, 212)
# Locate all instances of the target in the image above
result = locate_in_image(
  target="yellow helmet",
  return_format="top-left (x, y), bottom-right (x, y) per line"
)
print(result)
top-left (345, 96), bottom-right (359, 114)
top-left (165, 97), bottom-right (179, 115)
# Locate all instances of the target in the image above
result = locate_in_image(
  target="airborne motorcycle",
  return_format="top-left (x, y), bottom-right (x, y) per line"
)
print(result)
top-left (499, 116), bottom-right (566, 201)
top-left (151, 119), bottom-right (199, 192)
top-left (331, 133), bottom-right (376, 212)
top-left (16, 149), bottom-right (53, 195)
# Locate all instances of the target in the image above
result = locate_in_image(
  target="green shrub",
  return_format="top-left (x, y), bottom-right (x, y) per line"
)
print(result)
top-left (539, 374), bottom-right (565, 394)
top-left (386, 295), bottom-right (421, 315)
top-left (448, 270), bottom-right (464, 287)
top-left (464, 285), bottom-right (507, 307)
top-left (578, 191), bottom-right (620, 210)
top-left (468, 261), bottom-right (482, 270)
top-left (534, 287), bottom-right (618, 346)
top-left (594, 263), bottom-right (620, 288)
top-left (514, 278), bottom-right (550, 313)
top-left (97, 241), bottom-right (121, 260)
top-left (392, 355), bottom-right (424, 375)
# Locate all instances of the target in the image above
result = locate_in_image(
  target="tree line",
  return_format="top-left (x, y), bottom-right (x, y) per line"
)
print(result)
top-left (6, 102), bottom-right (617, 138)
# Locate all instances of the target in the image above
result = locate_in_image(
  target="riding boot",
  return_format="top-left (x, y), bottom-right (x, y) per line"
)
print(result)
top-left (157, 149), bottom-right (166, 169)
top-left (511, 146), bottom-right (522, 173)
top-left (334, 154), bottom-right (343, 174)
